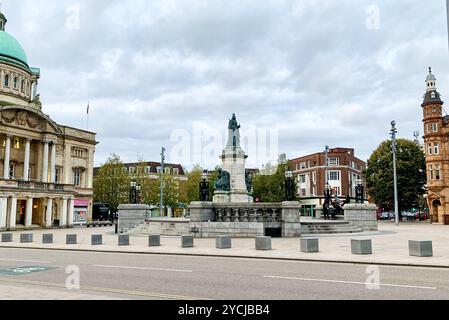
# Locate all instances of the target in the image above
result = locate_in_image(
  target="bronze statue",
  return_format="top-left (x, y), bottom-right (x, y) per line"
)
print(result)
top-left (214, 168), bottom-right (231, 191)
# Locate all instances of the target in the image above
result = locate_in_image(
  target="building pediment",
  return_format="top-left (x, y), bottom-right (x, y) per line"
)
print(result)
top-left (0, 105), bottom-right (62, 135)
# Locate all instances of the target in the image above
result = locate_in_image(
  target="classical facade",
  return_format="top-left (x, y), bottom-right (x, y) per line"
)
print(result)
top-left (290, 148), bottom-right (366, 210)
top-left (0, 10), bottom-right (97, 230)
top-left (421, 68), bottom-right (449, 224)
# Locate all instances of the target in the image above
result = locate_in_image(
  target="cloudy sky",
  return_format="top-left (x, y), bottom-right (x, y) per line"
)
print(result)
top-left (3, 1), bottom-right (449, 169)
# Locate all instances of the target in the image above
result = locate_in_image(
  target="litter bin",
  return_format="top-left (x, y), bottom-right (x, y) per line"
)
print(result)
top-left (444, 215), bottom-right (449, 225)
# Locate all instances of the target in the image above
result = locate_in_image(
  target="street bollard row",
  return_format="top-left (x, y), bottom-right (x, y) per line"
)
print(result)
top-left (0, 232), bottom-right (435, 257)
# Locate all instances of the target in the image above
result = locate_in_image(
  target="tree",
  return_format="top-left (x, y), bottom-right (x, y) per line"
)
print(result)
top-left (252, 154), bottom-right (296, 202)
top-left (365, 139), bottom-right (426, 212)
top-left (185, 165), bottom-right (204, 203)
top-left (93, 154), bottom-right (131, 213)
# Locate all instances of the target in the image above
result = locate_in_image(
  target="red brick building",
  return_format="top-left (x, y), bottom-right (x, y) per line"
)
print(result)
top-left (290, 148), bottom-right (366, 212)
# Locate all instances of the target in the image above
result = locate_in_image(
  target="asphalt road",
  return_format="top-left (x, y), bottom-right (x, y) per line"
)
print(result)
top-left (0, 247), bottom-right (448, 300)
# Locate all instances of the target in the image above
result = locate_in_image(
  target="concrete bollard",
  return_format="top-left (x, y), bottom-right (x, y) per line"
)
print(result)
top-left (351, 239), bottom-right (372, 255)
top-left (300, 238), bottom-right (319, 253)
top-left (20, 234), bottom-right (33, 243)
top-left (216, 236), bottom-right (232, 249)
top-left (149, 234), bottom-right (161, 247)
top-left (66, 234), bottom-right (77, 245)
top-left (42, 234), bottom-right (54, 244)
top-left (91, 235), bottom-right (102, 245)
top-left (255, 236), bottom-right (272, 251)
top-left (409, 240), bottom-right (433, 257)
top-left (181, 235), bottom-right (194, 248)
top-left (118, 234), bottom-right (130, 246)
top-left (1, 233), bottom-right (13, 243)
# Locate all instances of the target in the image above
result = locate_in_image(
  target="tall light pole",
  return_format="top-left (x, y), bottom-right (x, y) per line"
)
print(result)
top-left (390, 121), bottom-right (399, 226)
top-left (446, 0), bottom-right (449, 51)
top-left (160, 147), bottom-right (166, 217)
top-left (324, 145), bottom-right (330, 202)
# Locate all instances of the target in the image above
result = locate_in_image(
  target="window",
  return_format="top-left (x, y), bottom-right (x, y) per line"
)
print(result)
top-left (312, 172), bottom-right (316, 184)
top-left (429, 165), bottom-right (433, 180)
top-left (21, 79), bottom-right (25, 92)
top-left (431, 123), bottom-right (438, 132)
top-left (72, 147), bottom-right (86, 158)
top-left (434, 143), bottom-right (439, 155)
top-left (8, 165), bottom-right (14, 179)
top-left (13, 77), bottom-right (18, 89)
top-left (173, 168), bottom-right (179, 175)
top-left (328, 171), bottom-right (340, 181)
top-left (156, 166), bottom-right (162, 174)
top-left (55, 168), bottom-right (61, 183)
top-left (334, 187), bottom-right (341, 196)
top-left (3, 74), bottom-right (9, 87)
top-left (128, 167), bottom-right (136, 174)
top-left (300, 189), bottom-right (306, 197)
top-left (428, 144), bottom-right (433, 155)
top-left (299, 162), bottom-right (307, 170)
top-left (73, 170), bottom-right (81, 186)
top-left (299, 174), bottom-right (306, 183)
top-left (145, 166), bottom-right (152, 174)
top-left (328, 158), bottom-right (339, 166)
top-left (435, 165), bottom-right (441, 180)
top-left (165, 167), bottom-right (171, 175)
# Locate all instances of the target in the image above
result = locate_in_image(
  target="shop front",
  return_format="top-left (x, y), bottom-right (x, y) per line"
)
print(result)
top-left (74, 199), bottom-right (89, 225)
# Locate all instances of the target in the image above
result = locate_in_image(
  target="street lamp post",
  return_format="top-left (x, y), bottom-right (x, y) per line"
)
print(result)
top-left (160, 147), bottom-right (165, 216)
top-left (285, 170), bottom-right (295, 201)
top-left (355, 178), bottom-right (364, 204)
top-left (199, 170), bottom-right (210, 202)
top-left (391, 121), bottom-right (399, 226)
top-left (129, 180), bottom-right (137, 204)
top-left (325, 183), bottom-right (332, 203)
top-left (324, 145), bottom-right (330, 204)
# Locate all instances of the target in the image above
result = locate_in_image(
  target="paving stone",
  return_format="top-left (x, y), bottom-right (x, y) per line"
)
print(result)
top-left (149, 234), bottom-right (161, 247)
top-left (300, 238), bottom-right (319, 253)
top-left (351, 239), bottom-right (372, 255)
top-left (216, 236), bottom-right (232, 249)
top-left (255, 236), bottom-right (272, 250)
top-left (409, 240), bottom-right (433, 257)
top-left (118, 234), bottom-right (129, 246)
top-left (181, 235), bottom-right (194, 248)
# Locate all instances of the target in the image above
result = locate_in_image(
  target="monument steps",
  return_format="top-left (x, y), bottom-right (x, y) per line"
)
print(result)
top-left (301, 221), bottom-right (364, 235)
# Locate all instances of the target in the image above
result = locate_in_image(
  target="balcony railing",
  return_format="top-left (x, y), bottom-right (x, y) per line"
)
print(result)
top-left (0, 179), bottom-right (76, 193)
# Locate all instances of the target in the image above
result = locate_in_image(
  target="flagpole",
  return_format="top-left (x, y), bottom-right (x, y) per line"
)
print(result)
top-left (87, 101), bottom-right (90, 131)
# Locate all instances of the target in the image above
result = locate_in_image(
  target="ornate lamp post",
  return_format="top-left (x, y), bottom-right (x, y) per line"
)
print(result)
top-left (199, 170), bottom-right (210, 202)
top-left (285, 170), bottom-right (295, 201)
top-left (129, 180), bottom-right (137, 204)
top-left (325, 183), bottom-right (332, 203)
top-left (355, 178), bottom-right (364, 204)
top-left (136, 184), bottom-right (142, 204)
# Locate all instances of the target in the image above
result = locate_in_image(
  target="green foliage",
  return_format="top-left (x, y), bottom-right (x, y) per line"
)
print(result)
top-left (252, 154), bottom-right (296, 202)
top-left (365, 139), bottom-right (426, 211)
top-left (93, 154), bottom-right (131, 213)
top-left (185, 165), bottom-right (204, 203)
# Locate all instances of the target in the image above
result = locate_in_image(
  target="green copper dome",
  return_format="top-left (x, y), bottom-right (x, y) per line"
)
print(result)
top-left (0, 30), bottom-right (29, 69)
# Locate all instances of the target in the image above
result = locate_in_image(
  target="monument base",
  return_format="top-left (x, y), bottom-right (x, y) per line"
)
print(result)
top-left (213, 191), bottom-right (230, 203)
top-left (213, 191), bottom-right (253, 203)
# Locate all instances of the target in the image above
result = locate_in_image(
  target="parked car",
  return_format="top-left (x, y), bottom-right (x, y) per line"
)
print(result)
top-left (379, 212), bottom-right (390, 220)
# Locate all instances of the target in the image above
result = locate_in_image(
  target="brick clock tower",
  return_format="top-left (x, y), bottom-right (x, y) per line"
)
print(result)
top-left (422, 68), bottom-right (448, 224)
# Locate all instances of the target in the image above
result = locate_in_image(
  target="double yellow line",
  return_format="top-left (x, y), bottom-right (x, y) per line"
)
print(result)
top-left (0, 278), bottom-right (208, 300)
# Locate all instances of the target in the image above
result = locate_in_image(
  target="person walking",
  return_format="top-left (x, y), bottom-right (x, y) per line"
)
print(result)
top-left (323, 200), bottom-right (330, 220)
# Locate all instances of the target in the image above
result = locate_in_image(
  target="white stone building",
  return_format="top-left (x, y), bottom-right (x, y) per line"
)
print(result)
top-left (0, 10), bottom-right (97, 230)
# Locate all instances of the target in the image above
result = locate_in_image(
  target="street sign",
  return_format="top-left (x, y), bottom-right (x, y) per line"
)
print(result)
top-left (0, 266), bottom-right (56, 276)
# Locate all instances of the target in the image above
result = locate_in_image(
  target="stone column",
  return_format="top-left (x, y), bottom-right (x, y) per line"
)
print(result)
top-left (45, 198), bottom-right (53, 228)
top-left (0, 196), bottom-right (7, 230)
top-left (42, 141), bottom-right (49, 182)
top-left (23, 138), bottom-right (31, 181)
top-left (3, 135), bottom-right (11, 179)
top-left (281, 201), bottom-right (302, 237)
top-left (67, 198), bottom-right (74, 228)
top-left (25, 197), bottom-right (33, 229)
top-left (50, 142), bottom-right (56, 183)
top-left (60, 198), bottom-right (68, 228)
top-left (8, 196), bottom-right (17, 230)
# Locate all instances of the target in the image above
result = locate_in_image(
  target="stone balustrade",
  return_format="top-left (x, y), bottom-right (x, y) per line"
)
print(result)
top-left (0, 179), bottom-right (75, 193)
top-left (214, 205), bottom-right (281, 223)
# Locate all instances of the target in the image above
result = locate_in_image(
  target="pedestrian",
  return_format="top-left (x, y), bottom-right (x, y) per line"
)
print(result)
top-left (323, 200), bottom-right (330, 220)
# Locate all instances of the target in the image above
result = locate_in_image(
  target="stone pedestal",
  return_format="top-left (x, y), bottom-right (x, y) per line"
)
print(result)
top-left (300, 238), bottom-right (319, 253)
top-left (1, 233), bottom-right (13, 243)
top-left (182, 235), bottom-right (194, 248)
top-left (42, 234), bottom-right (53, 244)
top-left (66, 234), bottom-right (77, 245)
top-left (409, 240), bottom-right (433, 257)
top-left (118, 235), bottom-right (130, 246)
top-left (188, 202), bottom-right (214, 222)
top-left (91, 235), bottom-right (102, 245)
top-left (216, 236), bottom-right (232, 249)
top-left (255, 236), bottom-right (272, 250)
top-left (118, 204), bottom-right (150, 233)
top-left (20, 234), bottom-right (33, 243)
top-left (351, 239), bottom-right (373, 255)
top-left (344, 204), bottom-right (378, 231)
top-left (281, 201), bottom-right (301, 237)
top-left (149, 234), bottom-right (161, 247)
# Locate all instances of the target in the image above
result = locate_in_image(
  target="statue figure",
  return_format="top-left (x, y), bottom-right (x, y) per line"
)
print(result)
top-left (214, 168), bottom-right (231, 192)
top-left (228, 113), bottom-right (240, 130)
top-left (245, 171), bottom-right (253, 193)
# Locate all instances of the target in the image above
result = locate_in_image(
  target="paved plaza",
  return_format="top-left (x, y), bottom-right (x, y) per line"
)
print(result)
top-left (1, 221), bottom-right (448, 268)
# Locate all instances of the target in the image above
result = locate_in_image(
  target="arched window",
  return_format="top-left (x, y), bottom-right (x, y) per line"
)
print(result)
top-left (3, 74), bottom-right (9, 87)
